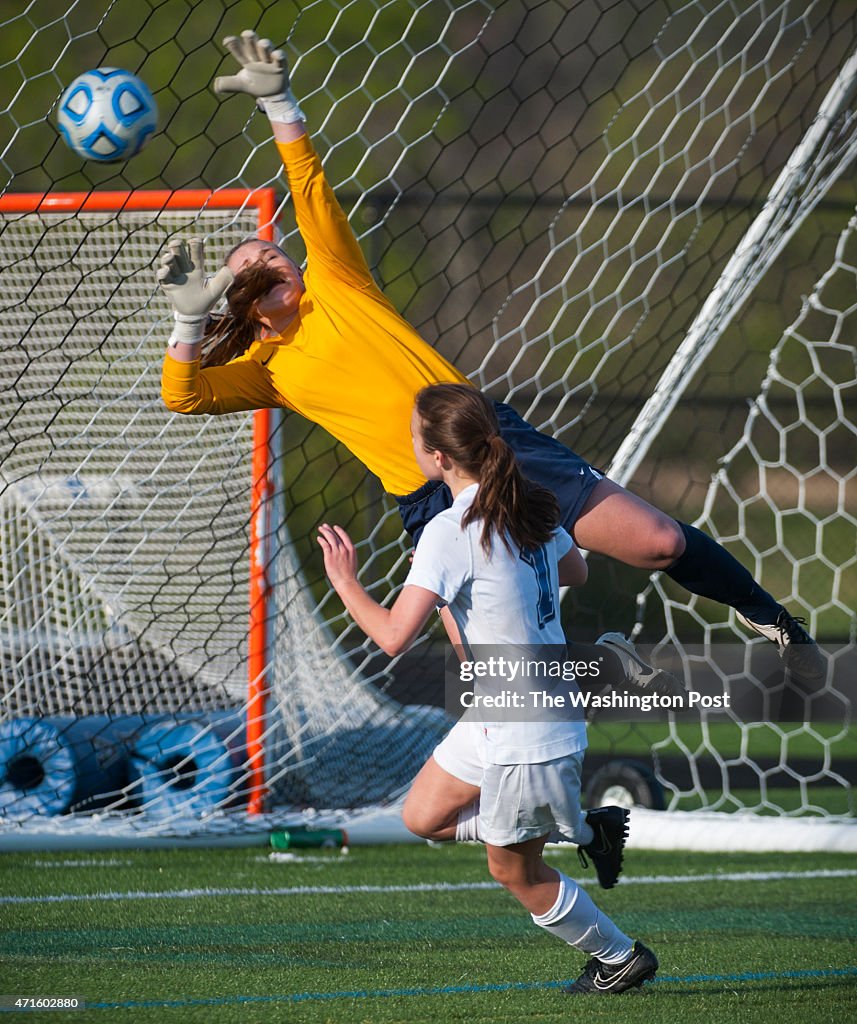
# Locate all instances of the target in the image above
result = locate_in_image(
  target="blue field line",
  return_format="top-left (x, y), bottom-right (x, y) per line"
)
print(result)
top-left (38, 966), bottom-right (855, 1012)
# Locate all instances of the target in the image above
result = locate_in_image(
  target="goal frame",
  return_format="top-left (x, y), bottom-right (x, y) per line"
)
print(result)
top-left (0, 186), bottom-right (278, 815)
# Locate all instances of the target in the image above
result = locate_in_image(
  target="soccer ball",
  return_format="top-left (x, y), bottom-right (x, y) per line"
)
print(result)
top-left (57, 68), bottom-right (158, 163)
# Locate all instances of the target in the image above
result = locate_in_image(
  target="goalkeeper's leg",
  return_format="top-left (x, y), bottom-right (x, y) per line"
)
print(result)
top-left (573, 479), bottom-right (823, 679)
top-left (573, 479), bottom-right (777, 613)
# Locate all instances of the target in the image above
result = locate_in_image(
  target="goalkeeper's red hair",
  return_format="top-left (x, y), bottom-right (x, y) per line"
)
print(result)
top-left (414, 383), bottom-right (560, 555)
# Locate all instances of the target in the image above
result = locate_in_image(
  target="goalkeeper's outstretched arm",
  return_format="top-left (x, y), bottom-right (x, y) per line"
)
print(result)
top-left (158, 30), bottom-right (312, 395)
top-left (214, 30), bottom-right (306, 143)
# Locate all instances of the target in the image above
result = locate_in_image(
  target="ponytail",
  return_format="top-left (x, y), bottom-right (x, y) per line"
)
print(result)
top-left (200, 312), bottom-right (255, 368)
top-left (199, 261), bottom-right (290, 369)
top-left (414, 384), bottom-right (559, 555)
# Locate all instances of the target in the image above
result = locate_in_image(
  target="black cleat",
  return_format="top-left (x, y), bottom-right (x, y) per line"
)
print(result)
top-left (577, 806), bottom-right (629, 889)
top-left (737, 609), bottom-right (826, 684)
top-left (596, 632), bottom-right (687, 699)
top-left (564, 941), bottom-right (658, 995)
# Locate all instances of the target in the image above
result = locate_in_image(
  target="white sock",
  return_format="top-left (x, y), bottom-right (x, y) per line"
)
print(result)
top-left (578, 812), bottom-right (594, 846)
top-left (455, 799), bottom-right (482, 842)
top-left (531, 870), bottom-right (633, 964)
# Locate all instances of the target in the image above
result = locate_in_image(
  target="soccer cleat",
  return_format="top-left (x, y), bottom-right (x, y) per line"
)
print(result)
top-left (737, 609), bottom-right (826, 684)
top-left (577, 805), bottom-right (629, 889)
top-left (563, 941), bottom-right (659, 995)
top-left (596, 632), bottom-right (687, 699)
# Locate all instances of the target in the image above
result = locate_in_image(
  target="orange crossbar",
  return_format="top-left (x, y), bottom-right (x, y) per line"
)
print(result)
top-left (2, 187), bottom-right (278, 816)
top-left (0, 189), bottom-right (274, 215)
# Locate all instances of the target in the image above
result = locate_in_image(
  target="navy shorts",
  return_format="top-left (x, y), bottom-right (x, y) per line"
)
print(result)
top-left (396, 401), bottom-right (604, 543)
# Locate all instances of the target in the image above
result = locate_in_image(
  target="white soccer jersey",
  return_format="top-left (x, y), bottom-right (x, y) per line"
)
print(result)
top-left (405, 483), bottom-right (587, 765)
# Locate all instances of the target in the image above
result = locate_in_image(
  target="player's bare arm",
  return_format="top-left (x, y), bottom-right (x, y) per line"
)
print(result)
top-left (317, 523), bottom-right (439, 657)
top-left (558, 545), bottom-right (588, 588)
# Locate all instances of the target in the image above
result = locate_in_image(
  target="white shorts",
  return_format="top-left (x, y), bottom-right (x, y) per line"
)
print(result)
top-left (479, 752), bottom-right (587, 846)
top-left (431, 720), bottom-right (588, 846)
top-left (432, 719), bottom-right (485, 787)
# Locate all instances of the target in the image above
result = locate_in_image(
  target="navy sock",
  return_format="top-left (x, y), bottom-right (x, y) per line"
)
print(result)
top-left (665, 522), bottom-right (782, 624)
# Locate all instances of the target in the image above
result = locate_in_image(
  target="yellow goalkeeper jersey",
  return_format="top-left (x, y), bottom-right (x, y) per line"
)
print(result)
top-left (161, 133), bottom-right (467, 496)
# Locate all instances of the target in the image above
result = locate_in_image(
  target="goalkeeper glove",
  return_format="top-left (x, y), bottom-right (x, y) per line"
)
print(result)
top-left (213, 29), bottom-right (306, 124)
top-left (156, 237), bottom-right (234, 347)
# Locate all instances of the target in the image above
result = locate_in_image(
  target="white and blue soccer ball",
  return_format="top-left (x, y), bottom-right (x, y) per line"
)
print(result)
top-left (57, 68), bottom-right (158, 163)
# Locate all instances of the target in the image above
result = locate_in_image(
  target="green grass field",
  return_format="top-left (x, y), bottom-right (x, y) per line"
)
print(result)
top-left (1, 843), bottom-right (855, 1023)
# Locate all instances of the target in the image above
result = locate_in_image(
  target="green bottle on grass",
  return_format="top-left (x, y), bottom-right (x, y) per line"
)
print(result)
top-left (270, 828), bottom-right (348, 850)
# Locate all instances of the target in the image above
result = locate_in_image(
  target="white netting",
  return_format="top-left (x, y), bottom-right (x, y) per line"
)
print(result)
top-left (638, 207), bottom-right (857, 816)
top-left (0, 199), bottom-right (449, 820)
top-left (1, 208), bottom-right (259, 712)
top-left (0, 0), bottom-right (854, 838)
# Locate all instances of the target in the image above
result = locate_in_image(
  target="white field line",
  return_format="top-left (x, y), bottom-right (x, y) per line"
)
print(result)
top-left (2, 868), bottom-right (855, 906)
top-left (262, 853), bottom-right (350, 865)
top-left (32, 858), bottom-right (134, 868)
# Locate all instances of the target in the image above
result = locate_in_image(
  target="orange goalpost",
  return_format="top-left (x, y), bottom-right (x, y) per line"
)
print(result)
top-left (0, 186), bottom-right (278, 815)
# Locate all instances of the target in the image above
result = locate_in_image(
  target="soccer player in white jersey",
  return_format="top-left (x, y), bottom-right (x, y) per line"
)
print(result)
top-left (318, 383), bottom-right (658, 996)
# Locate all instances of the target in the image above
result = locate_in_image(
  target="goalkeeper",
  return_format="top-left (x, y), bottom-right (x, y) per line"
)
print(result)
top-left (158, 30), bottom-right (821, 680)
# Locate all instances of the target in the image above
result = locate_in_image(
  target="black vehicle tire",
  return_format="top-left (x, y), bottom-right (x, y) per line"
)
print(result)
top-left (584, 759), bottom-right (666, 810)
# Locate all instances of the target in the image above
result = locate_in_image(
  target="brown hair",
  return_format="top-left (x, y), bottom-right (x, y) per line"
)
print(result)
top-left (414, 383), bottom-right (560, 554)
top-left (197, 239), bottom-right (296, 368)
top-left (198, 260), bottom-right (291, 368)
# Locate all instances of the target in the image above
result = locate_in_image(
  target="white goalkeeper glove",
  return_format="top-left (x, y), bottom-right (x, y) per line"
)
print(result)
top-left (213, 29), bottom-right (306, 124)
top-left (156, 237), bottom-right (234, 347)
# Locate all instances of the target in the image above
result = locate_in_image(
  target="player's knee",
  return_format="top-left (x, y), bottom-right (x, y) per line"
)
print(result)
top-left (401, 802), bottom-right (438, 840)
top-left (486, 856), bottom-right (527, 892)
top-left (486, 859), bottom-right (514, 889)
top-left (400, 802), bottom-right (427, 837)
top-left (643, 516), bottom-right (685, 567)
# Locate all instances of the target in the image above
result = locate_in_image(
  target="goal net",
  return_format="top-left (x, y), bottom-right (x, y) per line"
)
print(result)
top-left (0, 0), bottom-right (854, 841)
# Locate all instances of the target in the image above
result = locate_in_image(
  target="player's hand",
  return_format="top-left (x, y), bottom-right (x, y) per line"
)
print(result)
top-left (156, 238), bottom-right (234, 319)
top-left (214, 30), bottom-right (290, 100)
top-left (317, 524), bottom-right (359, 590)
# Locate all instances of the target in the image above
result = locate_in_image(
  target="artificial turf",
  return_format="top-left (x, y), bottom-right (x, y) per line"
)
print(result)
top-left (0, 844), bottom-right (855, 1023)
